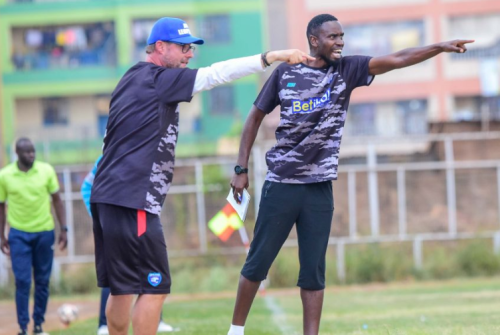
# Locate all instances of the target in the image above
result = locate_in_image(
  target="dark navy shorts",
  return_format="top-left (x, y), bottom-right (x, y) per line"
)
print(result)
top-left (241, 181), bottom-right (334, 290)
top-left (91, 203), bottom-right (170, 295)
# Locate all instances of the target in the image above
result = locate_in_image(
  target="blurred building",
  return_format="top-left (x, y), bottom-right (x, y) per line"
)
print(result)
top-left (0, 0), bottom-right (267, 164)
top-left (265, 0), bottom-right (500, 139)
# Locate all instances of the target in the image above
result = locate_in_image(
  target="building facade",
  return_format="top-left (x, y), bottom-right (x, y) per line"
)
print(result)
top-left (266, 0), bottom-right (500, 139)
top-left (0, 0), bottom-right (267, 164)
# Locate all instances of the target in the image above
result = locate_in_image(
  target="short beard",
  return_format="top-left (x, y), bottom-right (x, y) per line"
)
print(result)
top-left (19, 158), bottom-right (34, 168)
top-left (320, 54), bottom-right (341, 66)
top-left (163, 59), bottom-right (178, 68)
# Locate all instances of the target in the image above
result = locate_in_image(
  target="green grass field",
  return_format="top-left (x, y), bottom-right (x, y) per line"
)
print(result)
top-left (50, 278), bottom-right (500, 335)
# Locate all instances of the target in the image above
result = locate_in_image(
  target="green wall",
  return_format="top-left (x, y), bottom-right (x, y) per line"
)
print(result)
top-left (196, 12), bottom-right (263, 141)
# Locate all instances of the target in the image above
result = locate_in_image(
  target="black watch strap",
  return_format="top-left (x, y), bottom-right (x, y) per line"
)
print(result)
top-left (234, 165), bottom-right (248, 175)
top-left (60, 225), bottom-right (68, 232)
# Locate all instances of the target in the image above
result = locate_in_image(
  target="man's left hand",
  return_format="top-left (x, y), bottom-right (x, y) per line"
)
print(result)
top-left (58, 231), bottom-right (68, 251)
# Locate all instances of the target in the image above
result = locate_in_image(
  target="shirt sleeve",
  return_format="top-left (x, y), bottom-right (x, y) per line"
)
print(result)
top-left (47, 165), bottom-right (60, 195)
top-left (0, 174), bottom-right (6, 203)
top-left (154, 67), bottom-right (198, 104)
top-left (341, 56), bottom-right (375, 92)
top-left (253, 67), bottom-right (281, 114)
top-left (193, 54), bottom-right (265, 95)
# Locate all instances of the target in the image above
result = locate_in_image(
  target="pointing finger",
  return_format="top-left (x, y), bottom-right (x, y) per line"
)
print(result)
top-left (303, 54), bottom-right (316, 61)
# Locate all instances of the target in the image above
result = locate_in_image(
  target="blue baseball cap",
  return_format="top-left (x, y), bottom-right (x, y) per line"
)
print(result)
top-left (147, 17), bottom-right (204, 45)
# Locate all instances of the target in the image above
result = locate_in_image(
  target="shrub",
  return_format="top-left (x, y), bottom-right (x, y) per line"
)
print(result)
top-left (3, 238), bottom-right (500, 299)
top-left (421, 245), bottom-right (461, 280)
top-left (268, 248), bottom-right (300, 288)
top-left (457, 240), bottom-right (500, 276)
top-left (344, 243), bottom-right (413, 284)
top-left (51, 263), bottom-right (99, 295)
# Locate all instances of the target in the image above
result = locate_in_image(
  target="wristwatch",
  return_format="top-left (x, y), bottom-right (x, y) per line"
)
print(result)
top-left (60, 225), bottom-right (68, 232)
top-left (234, 165), bottom-right (248, 175)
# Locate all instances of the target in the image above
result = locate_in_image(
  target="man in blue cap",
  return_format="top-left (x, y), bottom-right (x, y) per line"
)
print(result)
top-left (90, 17), bottom-right (313, 335)
top-left (81, 156), bottom-right (175, 335)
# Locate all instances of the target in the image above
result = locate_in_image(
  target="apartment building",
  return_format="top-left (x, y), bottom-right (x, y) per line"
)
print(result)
top-left (0, 0), bottom-right (267, 164)
top-left (266, 0), bottom-right (500, 138)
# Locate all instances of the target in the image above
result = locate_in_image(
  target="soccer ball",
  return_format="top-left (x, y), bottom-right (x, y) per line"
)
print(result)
top-left (57, 304), bottom-right (78, 325)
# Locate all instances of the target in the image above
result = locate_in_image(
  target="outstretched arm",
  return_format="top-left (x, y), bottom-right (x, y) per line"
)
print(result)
top-left (230, 106), bottom-right (266, 204)
top-left (193, 50), bottom-right (315, 94)
top-left (368, 39), bottom-right (474, 76)
top-left (265, 49), bottom-right (315, 66)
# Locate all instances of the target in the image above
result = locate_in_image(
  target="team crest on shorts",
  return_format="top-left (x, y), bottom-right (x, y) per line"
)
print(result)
top-left (148, 272), bottom-right (162, 287)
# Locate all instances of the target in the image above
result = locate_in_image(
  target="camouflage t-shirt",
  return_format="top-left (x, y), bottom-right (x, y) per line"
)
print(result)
top-left (255, 56), bottom-right (374, 183)
top-left (91, 62), bottom-right (197, 215)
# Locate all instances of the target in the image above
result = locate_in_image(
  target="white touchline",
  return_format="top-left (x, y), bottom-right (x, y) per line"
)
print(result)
top-left (264, 295), bottom-right (299, 335)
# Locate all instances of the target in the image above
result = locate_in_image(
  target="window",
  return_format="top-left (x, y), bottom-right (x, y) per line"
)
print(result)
top-left (43, 98), bottom-right (68, 126)
top-left (132, 19), bottom-right (157, 62)
top-left (12, 22), bottom-right (116, 70)
top-left (199, 15), bottom-right (231, 43)
top-left (132, 17), bottom-right (195, 62)
top-left (348, 103), bottom-right (376, 136)
top-left (454, 95), bottom-right (500, 121)
top-left (454, 96), bottom-right (480, 121)
top-left (347, 100), bottom-right (428, 137)
top-left (95, 95), bottom-right (111, 137)
top-left (343, 20), bottom-right (425, 57)
top-left (449, 14), bottom-right (500, 60)
top-left (98, 115), bottom-right (109, 138)
top-left (209, 86), bottom-right (235, 115)
top-left (397, 99), bottom-right (427, 134)
top-left (193, 117), bottom-right (202, 133)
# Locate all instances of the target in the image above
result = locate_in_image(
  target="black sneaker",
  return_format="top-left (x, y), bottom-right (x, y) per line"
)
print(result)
top-left (17, 330), bottom-right (27, 335)
top-left (33, 325), bottom-right (49, 335)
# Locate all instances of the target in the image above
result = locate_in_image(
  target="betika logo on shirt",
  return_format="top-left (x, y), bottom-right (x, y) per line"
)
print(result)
top-left (292, 89), bottom-right (331, 113)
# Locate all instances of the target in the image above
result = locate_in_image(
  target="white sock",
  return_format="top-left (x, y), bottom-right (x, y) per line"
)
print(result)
top-left (228, 324), bottom-right (245, 335)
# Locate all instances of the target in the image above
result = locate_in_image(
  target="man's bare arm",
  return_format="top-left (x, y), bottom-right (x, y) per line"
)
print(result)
top-left (51, 192), bottom-right (68, 251)
top-left (0, 203), bottom-right (8, 255)
top-left (368, 39), bottom-right (474, 76)
top-left (230, 106), bottom-right (267, 203)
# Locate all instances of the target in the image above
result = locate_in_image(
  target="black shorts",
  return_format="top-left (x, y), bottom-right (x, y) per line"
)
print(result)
top-left (91, 203), bottom-right (171, 295)
top-left (241, 181), bottom-right (334, 290)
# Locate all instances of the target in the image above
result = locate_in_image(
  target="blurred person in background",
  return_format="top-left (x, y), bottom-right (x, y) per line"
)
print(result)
top-left (228, 13), bottom-right (474, 335)
top-left (89, 16), bottom-right (313, 335)
top-left (81, 155), bottom-right (175, 335)
top-left (0, 138), bottom-right (68, 335)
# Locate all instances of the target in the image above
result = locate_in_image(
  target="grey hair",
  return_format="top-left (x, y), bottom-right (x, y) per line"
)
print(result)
top-left (145, 44), bottom-right (156, 54)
